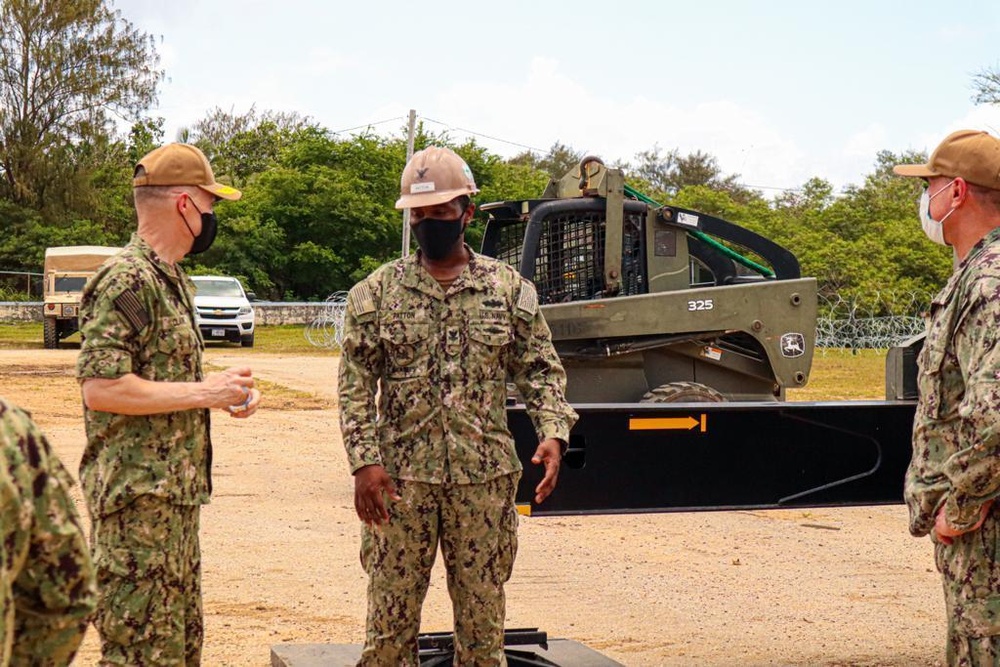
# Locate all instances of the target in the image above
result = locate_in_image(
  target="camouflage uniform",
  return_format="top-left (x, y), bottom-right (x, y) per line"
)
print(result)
top-left (339, 247), bottom-right (577, 666)
top-left (905, 226), bottom-right (1000, 665)
top-left (1, 397), bottom-right (96, 667)
top-left (76, 232), bottom-right (211, 666)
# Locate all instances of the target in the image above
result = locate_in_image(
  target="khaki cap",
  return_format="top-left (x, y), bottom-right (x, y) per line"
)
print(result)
top-left (133, 143), bottom-right (242, 201)
top-left (395, 146), bottom-right (479, 209)
top-left (893, 130), bottom-right (1000, 190)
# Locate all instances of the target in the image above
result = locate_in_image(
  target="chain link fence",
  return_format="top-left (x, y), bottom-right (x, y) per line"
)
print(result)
top-left (0, 270), bottom-right (44, 300)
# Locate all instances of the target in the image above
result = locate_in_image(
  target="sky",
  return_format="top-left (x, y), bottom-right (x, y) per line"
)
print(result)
top-left (117, 0), bottom-right (1000, 196)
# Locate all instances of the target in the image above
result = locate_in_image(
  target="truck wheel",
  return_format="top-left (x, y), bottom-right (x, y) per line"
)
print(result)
top-left (640, 381), bottom-right (726, 403)
top-left (241, 332), bottom-right (255, 348)
top-left (43, 318), bottom-right (58, 349)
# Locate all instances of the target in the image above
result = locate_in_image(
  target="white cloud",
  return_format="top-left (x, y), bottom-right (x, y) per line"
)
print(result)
top-left (892, 104), bottom-right (1000, 162)
top-left (422, 57), bottom-right (806, 193)
top-left (306, 48), bottom-right (354, 76)
top-left (947, 104), bottom-right (1000, 137)
top-left (843, 124), bottom-right (888, 157)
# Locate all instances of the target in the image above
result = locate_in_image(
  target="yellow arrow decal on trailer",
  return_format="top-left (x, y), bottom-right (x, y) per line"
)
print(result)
top-left (629, 414), bottom-right (707, 432)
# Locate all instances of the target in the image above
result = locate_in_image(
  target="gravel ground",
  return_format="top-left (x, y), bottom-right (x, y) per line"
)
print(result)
top-left (0, 348), bottom-right (946, 666)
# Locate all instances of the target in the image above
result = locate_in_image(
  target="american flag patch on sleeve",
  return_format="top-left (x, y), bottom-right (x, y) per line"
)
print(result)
top-left (349, 282), bottom-right (376, 316)
top-left (516, 281), bottom-right (538, 316)
top-left (113, 289), bottom-right (150, 333)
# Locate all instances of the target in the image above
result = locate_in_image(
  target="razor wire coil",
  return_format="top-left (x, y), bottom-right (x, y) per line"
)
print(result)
top-left (304, 291), bottom-right (348, 351)
top-left (816, 291), bottom-right (929, 352)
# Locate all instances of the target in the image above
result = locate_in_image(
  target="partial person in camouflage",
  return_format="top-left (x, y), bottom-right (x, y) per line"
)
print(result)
top-left (1, 396), bottom-right (96, 666)
top-left (339, 146), bottom-right (578, 666)
top-left (897, 130), bottom-right (1000, 666)
top-left (76, 143), bottom-right (262, 666)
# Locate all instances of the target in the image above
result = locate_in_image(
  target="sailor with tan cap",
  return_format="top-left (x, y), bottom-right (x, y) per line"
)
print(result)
top-left (75, 143), bottom-right (261, 665)
top-left (339, 146), bottom-right (577, 664)
top-left (897, 130), bottom-right (1000, 665)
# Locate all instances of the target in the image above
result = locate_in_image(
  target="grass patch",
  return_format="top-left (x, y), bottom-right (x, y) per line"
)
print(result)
top-left (788, 349), bottom-right (888, 401)
top-left (0, 322), bottom-right (49, 348)
top-left (0, 322), bottom-right (330, 355)
top-left (239, 325), bottom-right (333, 355)
top-left (0, 322), bottom-right (894, 402)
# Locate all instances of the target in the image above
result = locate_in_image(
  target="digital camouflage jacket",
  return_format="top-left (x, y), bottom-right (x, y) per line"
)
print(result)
top-left (1, 397), bottom-right (96, 666)
top-left (339, 248), bottom-right (577, 484)
top-left (906, 226), bottom-right (1000, 536)
top-left (76, 233), bottom-right (211, 519)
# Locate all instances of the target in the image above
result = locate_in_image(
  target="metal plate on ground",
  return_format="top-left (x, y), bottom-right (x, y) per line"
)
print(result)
top-left (270, 640), bottom-right (624, 666)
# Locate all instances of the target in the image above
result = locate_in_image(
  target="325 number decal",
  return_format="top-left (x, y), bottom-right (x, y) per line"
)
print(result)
top-left (687, 299), bottom-right (714, 311)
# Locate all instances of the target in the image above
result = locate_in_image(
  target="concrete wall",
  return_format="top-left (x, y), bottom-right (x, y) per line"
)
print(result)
top-left (0, 303), bottom-right (43, 323)
top-left (0, 302), bottom-right (328, 326)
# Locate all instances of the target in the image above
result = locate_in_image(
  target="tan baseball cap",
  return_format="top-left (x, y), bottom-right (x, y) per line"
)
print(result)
top-left (395, 146), bottom-right (479, 209)
top-left (133, 143), bottom-right (242, 201)
top-left (893, 130), bottom-right (1000, 190)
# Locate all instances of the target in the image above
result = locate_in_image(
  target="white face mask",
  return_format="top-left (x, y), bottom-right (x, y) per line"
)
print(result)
top-left (918, 179), bottom-right (957, 246)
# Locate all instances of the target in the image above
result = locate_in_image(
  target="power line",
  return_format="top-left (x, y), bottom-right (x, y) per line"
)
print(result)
top-left (421, 116), bottom-right (548, 154)
top-left (739, 183), bottom-right (804, 193)
top-left (330, 116), bottom-right (405, 135)
top-left (423, 116), bottom-right (807, 193)
top-left (332, 112), bottom-right (810, 195)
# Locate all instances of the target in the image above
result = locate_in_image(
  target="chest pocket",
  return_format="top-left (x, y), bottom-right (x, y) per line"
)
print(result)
top-left (380, 320), bottom-right (430, 380)
top-left (919, 295), bottom-right (968, 420)
top-left (148, 316), bottom-right (201, 381)
top-left (918, 338), bottom-right (948, 420)
top-left (468, 320), bottom-right (512, 381)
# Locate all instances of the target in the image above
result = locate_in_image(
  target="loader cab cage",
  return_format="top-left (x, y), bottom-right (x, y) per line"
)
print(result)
top-left (481, 197), bottom-right (801, 304)
top-left (483, 200), bottom-right (647, 305)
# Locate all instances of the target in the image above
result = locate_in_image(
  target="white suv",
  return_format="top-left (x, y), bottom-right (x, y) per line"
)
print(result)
top-left (189, 276), bottom-right (256, 347)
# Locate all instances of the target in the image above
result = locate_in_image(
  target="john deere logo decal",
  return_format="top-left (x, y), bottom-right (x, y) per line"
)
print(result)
top-left (780, 333), bottom-right (805, 358)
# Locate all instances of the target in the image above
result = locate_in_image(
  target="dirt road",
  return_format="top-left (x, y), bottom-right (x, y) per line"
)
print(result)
top-left (0, 349), bottom-right (945, 666)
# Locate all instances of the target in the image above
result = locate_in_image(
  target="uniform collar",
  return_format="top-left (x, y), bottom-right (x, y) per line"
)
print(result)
top-left (398, 244), bottom-right (493, 295)
top-left (934, 226), bottom-right (1000, 307)
top-left (959, 225), bottom-right (1000, 268)
top-left (130, 232), bottom-right (185, 285)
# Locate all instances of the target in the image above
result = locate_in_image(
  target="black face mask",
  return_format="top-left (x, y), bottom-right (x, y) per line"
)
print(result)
top-left (184, 198), bottom-right (218, 255)
top-left (413, 215), bottom-right (465, 260)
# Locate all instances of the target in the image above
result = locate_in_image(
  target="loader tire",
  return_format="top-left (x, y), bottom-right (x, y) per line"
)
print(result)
top-left (640, 381), bottom-right (726, 403)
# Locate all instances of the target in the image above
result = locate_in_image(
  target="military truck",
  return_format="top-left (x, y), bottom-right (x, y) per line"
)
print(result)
top-left (480, 158), bottom-right (917, 516)
top-left (42, 246), bottom-right (120, 349)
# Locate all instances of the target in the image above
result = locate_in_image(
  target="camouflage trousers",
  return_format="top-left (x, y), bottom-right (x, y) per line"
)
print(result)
top-left (936, 505), bottom-right (1000, 666)
top-left (91, 495), bottom-right (202, 666)
top-left (358, 473), bottom-right (520, 667)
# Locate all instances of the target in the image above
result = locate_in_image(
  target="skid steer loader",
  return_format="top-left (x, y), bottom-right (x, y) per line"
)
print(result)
top-left (481, 157), bottom-right (815, 403)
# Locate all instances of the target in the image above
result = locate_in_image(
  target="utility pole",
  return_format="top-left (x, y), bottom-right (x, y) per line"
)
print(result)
top-left (401, 109), bottom-right (417, 257)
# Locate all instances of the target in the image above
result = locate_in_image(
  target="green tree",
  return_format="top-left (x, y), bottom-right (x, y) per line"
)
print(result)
top-left (972, 65), bottom-right (1000, 105)
top-left (478, 161), bottom-right (549, 205)
top-left (0, 0), bottom-right (162, 212)
top-left (189, 106), bottom-right (311, 188)
top-left (630, 145), bottom-right (679, 199)
top-left (199, 129), bottom-right (405, 299)
top-left (624, 146), bottom-right (757, 203)
top-left (510, 141), bottom-right (582, 180)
